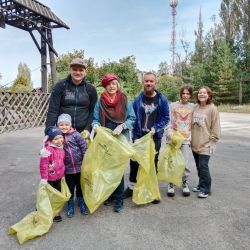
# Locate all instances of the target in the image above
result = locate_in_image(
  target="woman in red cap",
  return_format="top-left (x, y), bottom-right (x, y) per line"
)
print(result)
top-left (91, 73), bottom-right (136, 213)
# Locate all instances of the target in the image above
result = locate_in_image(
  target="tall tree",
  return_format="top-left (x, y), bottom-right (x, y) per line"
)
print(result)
top-left (11, 63), bottom-right (32, 92)
top-left (212, 40), bottom-right (238, 103)
top-left (157, 61), bottom-right (170, 76)
top-left (157, 74), bottom-right (182, 102)
top-left (220, 0), bottom-right (241, 42)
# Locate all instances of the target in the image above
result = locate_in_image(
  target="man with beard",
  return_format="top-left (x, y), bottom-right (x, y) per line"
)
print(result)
top-left (125, 72), bottom-right (170, 203)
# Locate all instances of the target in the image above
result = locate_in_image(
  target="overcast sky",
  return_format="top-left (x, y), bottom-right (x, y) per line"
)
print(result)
top-left (0, 0), bottom-right (221, 88)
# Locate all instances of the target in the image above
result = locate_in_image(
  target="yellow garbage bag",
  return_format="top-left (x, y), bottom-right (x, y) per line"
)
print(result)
top-left (81, 126), bottom-right (135, 214)
top-left (157, 132), bottom-right (185, 187)
top-left (9, 178), bottom-right (70, 244)
top-left (131, 133), bottom-right (161, 204)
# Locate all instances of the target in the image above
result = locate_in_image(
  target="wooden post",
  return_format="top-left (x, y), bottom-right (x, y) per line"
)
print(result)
top-left (47, 29), bottom-right (57, 87)
top-left (41, 28), bottom-right (48, 93)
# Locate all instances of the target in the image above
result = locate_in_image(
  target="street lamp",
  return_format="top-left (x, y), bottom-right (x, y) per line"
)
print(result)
top-left (170, 0), bottom-right (178, 75)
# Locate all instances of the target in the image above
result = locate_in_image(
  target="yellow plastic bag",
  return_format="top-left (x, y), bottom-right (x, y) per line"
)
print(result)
top-left (157, 132), bottom-right (185, 186)
top-left (131, 133), bottom-right (161, 204)
top-left (9, 178), bottom-right (70, 244)
top-left (81, 126), bottom-right (135, 214)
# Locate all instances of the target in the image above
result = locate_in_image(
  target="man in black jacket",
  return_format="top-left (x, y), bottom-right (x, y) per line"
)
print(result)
top-left (45, 58), bottom-right (97, 136)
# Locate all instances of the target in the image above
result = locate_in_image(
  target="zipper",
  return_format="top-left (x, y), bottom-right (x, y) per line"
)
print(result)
top-left (73, 86), bottom-right (78, 129)
top-left (64, 135), bottom-right (76, 174)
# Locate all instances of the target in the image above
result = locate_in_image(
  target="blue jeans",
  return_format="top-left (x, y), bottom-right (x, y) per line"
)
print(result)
top-left (129, 136), bottom-right (161, 183)
top-left (192, 151), bottom-right (211, 194)
top-left (109, 176), bottom-right (124, 206)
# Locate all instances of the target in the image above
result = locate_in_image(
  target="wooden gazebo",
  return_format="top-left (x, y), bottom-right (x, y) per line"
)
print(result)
top-left (0, 0), bottom-right (69, 92)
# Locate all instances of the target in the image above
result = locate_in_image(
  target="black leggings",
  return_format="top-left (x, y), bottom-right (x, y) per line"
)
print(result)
top-left (65, 172), bottom-right (83, 199)
top-left (48, 179), bottom-right (61, 192)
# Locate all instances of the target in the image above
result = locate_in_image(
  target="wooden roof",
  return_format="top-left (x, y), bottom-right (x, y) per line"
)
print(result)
top-left (0, 0), bottom-right (69, 30)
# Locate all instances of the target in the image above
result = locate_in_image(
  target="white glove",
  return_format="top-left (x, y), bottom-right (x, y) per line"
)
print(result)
top-left (90, 124), bottom-right (99, 142)
top-left (40, 179), bottom-right (48, 186)
top-left (92, 124), bottom-right (100, 131)
top-left (82, 130), bottom-right (90, 139)
top-left (206, 141), bottom-right (216, 154)
top-left (150, 127), bottom-right (155, 135)
top-left (113, 124), bottom-right (125, 135)
top-left (39, 148), bottom-right (51, 157)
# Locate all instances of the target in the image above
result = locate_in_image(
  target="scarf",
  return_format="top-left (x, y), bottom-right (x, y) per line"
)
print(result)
top-left (100, 90), bottom-right (128, 126)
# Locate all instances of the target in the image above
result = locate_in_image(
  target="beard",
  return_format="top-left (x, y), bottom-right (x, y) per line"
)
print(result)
top-left (144, 86), bottom-right (155, 97)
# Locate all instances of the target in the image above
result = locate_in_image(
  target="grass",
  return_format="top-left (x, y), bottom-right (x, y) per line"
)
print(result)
top-left (218, 104), bottom-right (250, 113)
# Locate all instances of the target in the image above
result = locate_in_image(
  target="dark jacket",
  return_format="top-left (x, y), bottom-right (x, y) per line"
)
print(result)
top-left (132, 90), bottom-right (170, 140)
top-left (45, 75), bottom-right (97, 133)
top-left (64, 129), bottom-right (87, 174)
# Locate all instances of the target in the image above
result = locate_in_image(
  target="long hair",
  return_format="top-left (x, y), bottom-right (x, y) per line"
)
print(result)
top-left (180, 85), bottom-right (193, 98)
top-left (196, 86), bottom-right (213, 104)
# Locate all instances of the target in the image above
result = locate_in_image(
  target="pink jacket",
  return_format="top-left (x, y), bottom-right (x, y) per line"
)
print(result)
top-left (39, 144), bottom-right (65, 181)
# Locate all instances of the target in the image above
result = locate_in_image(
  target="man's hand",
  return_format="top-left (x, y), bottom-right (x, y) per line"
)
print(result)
top-left (150, 127), bottom-right (155, 135)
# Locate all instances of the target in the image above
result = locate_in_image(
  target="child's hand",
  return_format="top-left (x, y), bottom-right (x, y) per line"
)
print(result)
top-left (82, 130), bottom-right (90, 139)
top-left (39, 148), bottom-right (51, 157)
top-left (40, 179), bottom-right (48, 186)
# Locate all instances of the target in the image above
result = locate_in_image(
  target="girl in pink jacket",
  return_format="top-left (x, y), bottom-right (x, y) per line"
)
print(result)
top-left (40, 126), bottom-right (65, 222)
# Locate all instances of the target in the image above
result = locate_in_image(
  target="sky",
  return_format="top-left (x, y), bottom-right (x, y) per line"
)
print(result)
top-left (0, 0), bottom-right (221, 88)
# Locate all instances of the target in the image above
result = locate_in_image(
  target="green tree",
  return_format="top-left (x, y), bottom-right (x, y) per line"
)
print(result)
top-left (157, 61), bottom-right (170, 76)
top-left (11, 63), bottom-right (32, 92)
top-left (56, 49), bottom-right (84, 81)
top-left (98, 56), bottom-right (141, 100)
top-left (157, 74), bottom-right (182, 102)
top-left (213, 41), bottom-right (238, 103)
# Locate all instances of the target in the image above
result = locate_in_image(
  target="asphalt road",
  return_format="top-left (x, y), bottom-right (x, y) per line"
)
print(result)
top-left (0, 112), bottom-right (250, 250)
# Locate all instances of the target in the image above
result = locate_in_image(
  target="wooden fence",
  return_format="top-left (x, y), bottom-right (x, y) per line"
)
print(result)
top-left (0, 92), bottom-right (50, 133)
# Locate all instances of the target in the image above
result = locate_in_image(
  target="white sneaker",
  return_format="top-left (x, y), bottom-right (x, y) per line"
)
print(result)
top-left (192, 186), bottom-right (200, 192)
top-left (198, 192), bottom-right (208, 198)
top-left (167, 183), bottom-right (175, 197)
top-left (182, 180), bottom-right (190, 197)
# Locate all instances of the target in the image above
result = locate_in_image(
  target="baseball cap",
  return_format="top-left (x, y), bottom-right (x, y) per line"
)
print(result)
top-left (70, 58), bottom-right (86, 68)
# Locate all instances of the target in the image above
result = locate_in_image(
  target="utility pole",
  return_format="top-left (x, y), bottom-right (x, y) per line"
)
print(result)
top-left (170, 0), bottom-right (178, 75)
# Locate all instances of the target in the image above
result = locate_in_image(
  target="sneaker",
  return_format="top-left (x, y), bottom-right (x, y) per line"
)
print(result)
top-left (67, 199), bottom-right (74, 218)
top-left (182, 180), bottom-right (190, 197)
top-left (152, 199), bottom-right (161, 204)
top-left (78, 197), bottom-right (88, 215)
top-left (104, 198), bottom-right (113, 206)
top-left (198, 192), bottom-right (208, 198)
top-left (123, 187), bottom-right (133, 199)
top-left (192, 186), bottom-right (200, 192)
top-left (113, 202), bottom-right (123, 213)
top-left (167, 183), bottom-right (175, 197)
top-left (53, 215), bottom-right (62, 222)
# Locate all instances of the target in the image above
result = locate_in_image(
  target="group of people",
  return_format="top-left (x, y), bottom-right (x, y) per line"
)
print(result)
top-left (40, 57), bottom-right (220, 221)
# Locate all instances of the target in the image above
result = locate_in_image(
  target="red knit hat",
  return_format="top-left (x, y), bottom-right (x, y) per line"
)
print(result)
top-left (101, 73), bottom-right (118, 87)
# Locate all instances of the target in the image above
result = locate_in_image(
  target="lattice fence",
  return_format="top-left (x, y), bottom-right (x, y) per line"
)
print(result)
top-left (0, 92), bottom-right (50, 133)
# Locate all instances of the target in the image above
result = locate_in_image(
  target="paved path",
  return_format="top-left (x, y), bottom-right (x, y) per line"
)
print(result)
top-left (0, 112), bottom-right (250, 250)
